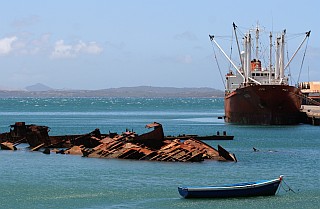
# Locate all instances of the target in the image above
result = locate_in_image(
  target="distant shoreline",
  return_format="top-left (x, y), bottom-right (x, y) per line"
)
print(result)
top-left (0, 86), bottom-right (224, 98)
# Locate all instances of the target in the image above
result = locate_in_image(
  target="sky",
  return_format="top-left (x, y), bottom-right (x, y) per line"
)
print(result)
top-left (0, 0), bottom-right (319, 90)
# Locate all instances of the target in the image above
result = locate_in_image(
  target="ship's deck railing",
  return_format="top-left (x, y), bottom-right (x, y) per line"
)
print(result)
top-left (301, 90), bottom-right (320, 93)
top-left (293, 92), bottom-right (320, 106)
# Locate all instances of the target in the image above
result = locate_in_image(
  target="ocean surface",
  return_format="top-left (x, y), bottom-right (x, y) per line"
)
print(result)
top-left (0, 97), bottom-right (319, 209)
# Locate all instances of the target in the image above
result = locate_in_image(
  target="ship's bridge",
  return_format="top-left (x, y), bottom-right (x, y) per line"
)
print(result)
top-left (226, 62), bottom-right (289, 93)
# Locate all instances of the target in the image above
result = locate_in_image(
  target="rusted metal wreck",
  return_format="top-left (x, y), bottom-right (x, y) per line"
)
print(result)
top-left (0, 122), bottom-right (237, 162)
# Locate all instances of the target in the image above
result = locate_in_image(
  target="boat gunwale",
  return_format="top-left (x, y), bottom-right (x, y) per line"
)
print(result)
top-left (179, 177), bottom-right (282, 192)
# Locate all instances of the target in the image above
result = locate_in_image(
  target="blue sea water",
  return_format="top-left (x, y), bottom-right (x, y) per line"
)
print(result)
top-left (0, 97), bottom-right (319, 209)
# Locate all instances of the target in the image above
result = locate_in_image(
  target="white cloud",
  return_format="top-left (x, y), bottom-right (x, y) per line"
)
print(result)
top-left (51, 40), bottom-right (74, 58)
top-left (50, 40), bottom-right (103, 59)
top-left (13, 33), bottom-right (52, 55)
top-left (81, 42), bottom-right (103, 54)
top-left (0, 34), bottom-right (103, 58)
top-left (0, 36), bottom-right (17, 55)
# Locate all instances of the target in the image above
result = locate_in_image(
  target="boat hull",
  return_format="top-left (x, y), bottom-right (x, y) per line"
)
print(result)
top-left (225, 85), bottom-right (302, 125)
top-left (178, 177), bottom-right (282, 198)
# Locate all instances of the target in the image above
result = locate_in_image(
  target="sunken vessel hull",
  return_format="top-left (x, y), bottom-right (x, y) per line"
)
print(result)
top-left (224, 85), bottom-right (302, 125)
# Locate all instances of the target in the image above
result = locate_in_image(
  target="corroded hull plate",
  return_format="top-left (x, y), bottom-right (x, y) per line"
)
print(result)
top-left (225, 85), bottom-right (302, 125)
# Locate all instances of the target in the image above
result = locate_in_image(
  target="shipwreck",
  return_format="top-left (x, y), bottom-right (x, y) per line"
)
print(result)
top-left (0, 122), bottom-right (237, 162)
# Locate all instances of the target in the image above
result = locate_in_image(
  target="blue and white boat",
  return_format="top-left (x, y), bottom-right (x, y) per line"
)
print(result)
top-left (178, 176), bottom-right (283, 198)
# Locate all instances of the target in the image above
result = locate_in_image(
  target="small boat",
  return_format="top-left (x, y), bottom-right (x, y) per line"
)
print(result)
top-left (178, 176), bottom-right (283, 198)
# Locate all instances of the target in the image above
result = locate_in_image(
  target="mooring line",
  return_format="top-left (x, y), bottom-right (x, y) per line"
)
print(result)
top-left (281, 179), bottom-right (296, 193)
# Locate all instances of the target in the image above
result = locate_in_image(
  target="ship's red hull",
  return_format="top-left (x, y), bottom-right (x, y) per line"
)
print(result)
top-left (225, 85), bottom-right (302, 125)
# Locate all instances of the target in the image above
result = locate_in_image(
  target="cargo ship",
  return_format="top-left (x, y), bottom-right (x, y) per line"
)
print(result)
top-left (210, 24), bottom-right (311, 125)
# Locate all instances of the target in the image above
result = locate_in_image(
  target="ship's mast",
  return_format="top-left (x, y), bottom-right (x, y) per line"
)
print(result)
top-left (269, 32), bottom-right (272, 84)
top-left (275, 36), bottom-right (280, 80)
top-left (209, 24), bottom-right (311, 91)
top-left (240, 26), bottom-right (261, 85)
top-left (255, 26), bottom-right (259, 59)
top-left (279, 30), bottom-right (286, 83)
top-left (244, 33), bottom-right (251, 83)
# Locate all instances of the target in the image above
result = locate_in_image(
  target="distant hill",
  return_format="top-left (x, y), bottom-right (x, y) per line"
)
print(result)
top-left (0, 86), bottom-right (224, 98)
top-left (25, 83), bottom-right (53, 91)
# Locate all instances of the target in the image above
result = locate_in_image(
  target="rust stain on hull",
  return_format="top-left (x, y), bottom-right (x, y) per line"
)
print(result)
top-left (0, 122), bottom-right (236, 162)
top-left (225, 85), bottom-right (302, 125)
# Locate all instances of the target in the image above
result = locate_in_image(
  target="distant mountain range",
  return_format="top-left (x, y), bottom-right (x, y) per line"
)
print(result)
top-left (25, 83), bottom-right (53, 91)
top-left (0, 84), bottom-right (224, 98)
